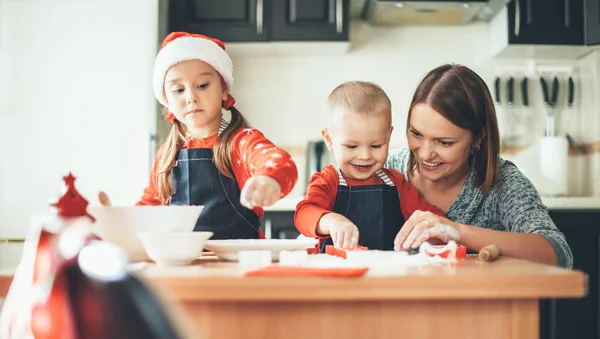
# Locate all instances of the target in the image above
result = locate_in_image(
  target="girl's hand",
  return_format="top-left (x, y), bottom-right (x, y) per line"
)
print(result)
top-left (240, 175), bottom-right (282, 209)
top-left (394, 210), bottom-right (461, 251)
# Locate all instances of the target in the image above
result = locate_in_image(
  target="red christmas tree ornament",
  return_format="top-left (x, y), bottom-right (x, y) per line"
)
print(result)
top-left (51, 173), bottom-right (94, 221)
top-left (4, 173), bottom-right (184, 339)
top-left (29, 173), bottom-right (97, 339)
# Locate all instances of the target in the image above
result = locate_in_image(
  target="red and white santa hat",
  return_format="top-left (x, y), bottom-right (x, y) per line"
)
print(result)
top-left (153, 32), bottom-right (234, 108)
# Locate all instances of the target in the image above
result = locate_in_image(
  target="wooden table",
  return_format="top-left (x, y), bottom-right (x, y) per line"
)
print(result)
top-left (0, 256), bottom-right (587, 339)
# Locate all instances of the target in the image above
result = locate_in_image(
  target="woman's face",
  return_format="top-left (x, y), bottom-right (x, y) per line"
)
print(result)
top-left (407, 103), bottom-right (474, 183)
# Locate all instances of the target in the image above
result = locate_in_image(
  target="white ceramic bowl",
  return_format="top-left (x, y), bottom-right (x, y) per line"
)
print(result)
top-left (138, 232), bottom-right (213, 266)
top-left (88, 205), bottom-right (204, 261)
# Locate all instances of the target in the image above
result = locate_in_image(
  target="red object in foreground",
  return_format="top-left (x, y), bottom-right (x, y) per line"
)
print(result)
top-left (51, 173), bottom-right (95, 220)
top-left (3, 173), bottom-right (183, 339)
top-left (31, 173), bottom-right (92, 339)
top-left (325, 245), bottom-right (368, 259)
top-left (424, 245), bottom-right (468, 259)
top-left (245, 265), bottom-right (369, 277)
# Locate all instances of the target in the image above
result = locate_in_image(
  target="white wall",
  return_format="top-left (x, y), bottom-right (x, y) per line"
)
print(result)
top-left (231, 22), bottom-right (494, 148)
top-left (230, 22), bottom-right (598, 151)
top-left (230, 22), bottom-right (599, 197)
top-left (0, 0), bottom-right (159, 238)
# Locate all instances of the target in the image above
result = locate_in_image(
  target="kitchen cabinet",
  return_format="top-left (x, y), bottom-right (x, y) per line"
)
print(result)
top-left (586, 0), bottom-right (600, 45)
top-left (261, 211), bottom-right (299, 239)
top-left (489, 0), bottom-right (600, 58)
top-left (168, 0), bottom-right (269, 42)
top-left (270, 0), bottom-right (349, 41)
top-left (506, 0), bottom-right (584, 46)
top-left (540, 210), bottom-right (600, 339)
top-left (498, 0), bottom-right (600, 46)
top-left (167, 0), bottom-right (349, 43)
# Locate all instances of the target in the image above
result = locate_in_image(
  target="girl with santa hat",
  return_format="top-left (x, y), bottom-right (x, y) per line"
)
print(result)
top-left (137, 32), bottom-right (298, 240)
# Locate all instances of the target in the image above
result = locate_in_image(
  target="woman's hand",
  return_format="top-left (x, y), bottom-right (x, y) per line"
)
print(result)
top-left (240, 175), bottom-right (281, 209)
top-left (394, 210), bottom-right (461, 251)
top-left (318, 213), bottom-right (360, 249)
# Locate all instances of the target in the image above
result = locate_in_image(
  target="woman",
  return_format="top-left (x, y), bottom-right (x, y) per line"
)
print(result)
top-left (387, 64), bottom-right (572, 268)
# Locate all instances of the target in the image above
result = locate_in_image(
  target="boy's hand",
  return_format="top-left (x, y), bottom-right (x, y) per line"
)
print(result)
top-left (240, 175), bottom-right (281, 209)
top-left (318, 213), bottom-right (360, 249)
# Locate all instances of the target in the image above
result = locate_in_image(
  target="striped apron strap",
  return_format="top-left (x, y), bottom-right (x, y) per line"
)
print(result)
top-left (336, 168), bottom-right (395, 186)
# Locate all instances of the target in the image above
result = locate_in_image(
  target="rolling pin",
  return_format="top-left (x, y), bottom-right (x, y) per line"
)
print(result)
top-left (478, 244), bottom-right (500, 262)
top-left (98, 191), bottom-right (112, 206)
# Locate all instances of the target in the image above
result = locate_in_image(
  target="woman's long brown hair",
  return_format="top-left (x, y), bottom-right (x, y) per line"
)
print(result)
top-left (156, 94), bottom-right (249, 204)
top-left (406, 64), bottom-right (501, 194)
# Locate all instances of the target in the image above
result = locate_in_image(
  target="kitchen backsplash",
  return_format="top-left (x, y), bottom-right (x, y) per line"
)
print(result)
top-left (231, 22), bottom-right (494, 147)
top-left (229, 22), bottom-right (600, 197)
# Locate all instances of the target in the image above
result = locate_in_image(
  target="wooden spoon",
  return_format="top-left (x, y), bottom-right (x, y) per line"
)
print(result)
top-left (98, 191), bottom-right (112, 207)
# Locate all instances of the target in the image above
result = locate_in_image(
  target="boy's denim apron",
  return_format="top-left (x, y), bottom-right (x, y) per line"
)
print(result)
top-left (320, 168), bottom-right (403, 251)
top-left (169, 121), bottom-right (261, 240)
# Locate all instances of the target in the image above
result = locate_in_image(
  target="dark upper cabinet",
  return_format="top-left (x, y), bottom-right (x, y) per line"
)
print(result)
top-left (501, 0), bottom-right (600, 46)
top-left (506, 0), bottom-right (584, 45)
top-left (167, 0), bottom-right (349, 42)
top-left (585, 0), bottom-right (600, 45)
top-left (168, 0), bottom-right (269, 42)
top-left (270, 0), bottom-right (349, 41)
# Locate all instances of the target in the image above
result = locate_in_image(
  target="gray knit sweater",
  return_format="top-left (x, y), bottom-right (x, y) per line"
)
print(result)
top-left (386, 148), bottom-right (573, 268)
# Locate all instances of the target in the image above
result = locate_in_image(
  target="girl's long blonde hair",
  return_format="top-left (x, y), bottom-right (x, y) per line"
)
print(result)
top-left (156, 105), bottom-right (249, 204)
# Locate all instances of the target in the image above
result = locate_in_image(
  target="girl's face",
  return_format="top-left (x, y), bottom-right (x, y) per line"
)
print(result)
top-left (407, 103), bottom-right (474, 183)
top-left (164, 60), bottom-right (228, 137)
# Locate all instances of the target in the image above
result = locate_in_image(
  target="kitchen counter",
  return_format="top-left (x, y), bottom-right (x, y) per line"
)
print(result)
top-left (265, 196), bottom-right (600, 211)
top-left (542, 197), bottom-right (600, 210)
top-left (0, 256), bottom-right (585, 339)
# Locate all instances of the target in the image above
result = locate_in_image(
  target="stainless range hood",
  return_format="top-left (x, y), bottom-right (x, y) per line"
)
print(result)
top-left (354, 0), bottom-right (510, 26)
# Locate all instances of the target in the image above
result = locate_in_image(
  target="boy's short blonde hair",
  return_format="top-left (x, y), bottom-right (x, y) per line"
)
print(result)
top-left (327, 81), bottom-right (392, 120)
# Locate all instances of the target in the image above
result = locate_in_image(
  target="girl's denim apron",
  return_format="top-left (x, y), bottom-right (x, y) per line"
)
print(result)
top-left (169, 120), bottom-right (262, 239)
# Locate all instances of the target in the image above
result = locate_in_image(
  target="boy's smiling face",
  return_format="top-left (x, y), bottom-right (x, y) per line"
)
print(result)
top-left (322, 109), bottom-right (393, 180)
